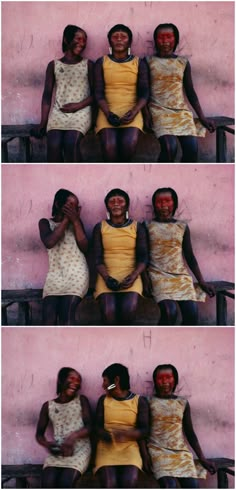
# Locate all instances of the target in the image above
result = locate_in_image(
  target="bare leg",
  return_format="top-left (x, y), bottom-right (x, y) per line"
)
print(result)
top-left (158, 476), bottom-right (178, 488)
top-left (63, 130), bottom-right (84, 162)
top-left (42, 296), bottom-right (59, 325)
top-left (42, 467), bottom-right (61, 488)
top-left (178, 300), bottom-right (198, 325)
top-left (59, 468), bottom-right (81, 488)
top-left (98, 293), bottom-right (117, 325)
top-left (99, 128), bottom-right (119, 162)
top-left (158, 300), bottom-right (178, 325)
top-left (58, 295), bottom-right (82, 325)
top-left (97, 466), bottom-right (117, 488)
top-left (118, 293), bottom-right (139, 325)
top-left (158, 135), bottom-right (178, 162)
top-left (47, 130), bottom-right (64, 162)
top-left (118, 465), bottom-right (139, 488)
top-left (119, 128), bottom-right (140, 162)
top-left (179, 136), bottom-right (198, 163)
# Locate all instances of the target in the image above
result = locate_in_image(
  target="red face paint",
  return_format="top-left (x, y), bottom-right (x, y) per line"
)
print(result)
top-left (155, 28), bottom-right (176, 56)
top-left (154, 192), bottom-right (175, 221)
top-left (155, 369), bottom-right (175, 396)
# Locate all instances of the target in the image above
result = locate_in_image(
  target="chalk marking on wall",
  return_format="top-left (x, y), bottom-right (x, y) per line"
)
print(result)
top-left (143, 329), bottom-right (152, 349)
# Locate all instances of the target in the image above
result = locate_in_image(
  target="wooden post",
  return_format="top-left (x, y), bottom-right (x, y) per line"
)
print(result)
top-left (216, 292), bottom-right (227, 325)
top-left (217, 468), bottom-right (229, 488)
top-left (216, 127), bottom-right (227, 162)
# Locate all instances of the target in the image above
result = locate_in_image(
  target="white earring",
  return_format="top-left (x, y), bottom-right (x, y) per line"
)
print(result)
top-left (128, 47), bottom-right (131, 55)
top-left (126, 211), bottom-right (129, 219)
top-left (109, 46), bottom-right (112, 55)
top-left (107, 211), bottom-right (111, 220)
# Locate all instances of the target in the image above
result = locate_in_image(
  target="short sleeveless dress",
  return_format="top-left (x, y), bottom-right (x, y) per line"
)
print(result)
top-left (148, 396), bottom-right (207, 480)
top-left (94, 394), bottom-right (142, 473)
top-left (146, 56), bottom-right (206, 138)
top-left (43, 219), bottom-right (89, 298)
top-left (94, 220), bottom-right (143, 298)
top-left (47, 59), bottom-right (92, 134)
top-left (44, 396), bottom-right (91, 473)
top-left (95, 55), bottom-right (143, 133)
top-left (146, 220), bottom-right (206, 302)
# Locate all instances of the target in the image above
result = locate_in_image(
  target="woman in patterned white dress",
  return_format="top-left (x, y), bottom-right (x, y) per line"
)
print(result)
top-left (33, 25), bottom-right (93, 162)
top-left (39, 188), bottom-right (89, 325)
top-left (36, 367), bottom-right (92, 488)
top-left (144, 187), bottom-right (215, 325)
top-left (145, 23), bottom-right (215, 162)
top-left (141, 364), bottom-right (216, 488)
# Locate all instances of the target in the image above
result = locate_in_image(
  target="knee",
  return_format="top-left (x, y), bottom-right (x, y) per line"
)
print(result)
top-left (159, 301), bottom-right (178, 325)
top-left (99, 298), bottom-right (116, 325)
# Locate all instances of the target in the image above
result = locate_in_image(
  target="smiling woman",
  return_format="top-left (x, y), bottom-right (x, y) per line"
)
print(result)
top-left (36, 367), bottom-right (92, 489)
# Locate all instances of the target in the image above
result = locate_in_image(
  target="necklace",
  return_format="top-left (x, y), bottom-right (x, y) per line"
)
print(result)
top-left (107, 218), bottom-right (132, 228)
top-left (108, 54), bottom-right (134, 63)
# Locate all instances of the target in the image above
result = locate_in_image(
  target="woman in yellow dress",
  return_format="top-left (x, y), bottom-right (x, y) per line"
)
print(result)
top-left (142, 364), bottom-right (216, 488)
top-left (145, 187), bottom-right (215, 325)
top-left (94, 363), bottom-right (149, 488)
top-left (93, 188), bottom-right (148, 325)
top-left (95, 24), bottom-right (149, 162)
top-left (146, 23), bottom-right (215, 162)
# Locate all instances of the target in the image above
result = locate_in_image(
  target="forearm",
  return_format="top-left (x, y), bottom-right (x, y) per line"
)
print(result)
top-left (72, 220), bottom-right (88, 253)
top-left (97, 98), bottom-right (110, 118)
top-left (40, 96), bottom-right (51, 128)
top-left (36, 433), bottom-right (51, 449)
top-left (130, 97), bottom-right (148, 116)
top-left (44, 220), bottom-right (68, 248)
top-left (96, 263), bottom-right (110, 281)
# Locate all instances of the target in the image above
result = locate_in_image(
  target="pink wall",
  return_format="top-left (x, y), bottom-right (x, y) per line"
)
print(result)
top-left (2, 163), bottom-right (234, 324)
top-left (2, 326), bottom-right (234, 488)
top-left (1, 1), bottom-right (235, 160)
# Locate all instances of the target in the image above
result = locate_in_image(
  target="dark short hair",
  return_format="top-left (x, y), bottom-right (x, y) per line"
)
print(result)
top-left (107, 24), bottom-right (133, 44)
top-left (62, 24), bottom-right (87, 52)
top-left (104, 188), bottom-right (130, 209)
top-left (56, 367), bottom-right (81, 394)
top-left (52, 188), bottom-right (76, 216)
top-left (153, 23), bottom-right (179, 52)
top-left (102, 363), bottom-right (130, 390)
top-left (152, 364), bottom-right (179, 392)
top-left (152, 187), bottom-right (178, 215)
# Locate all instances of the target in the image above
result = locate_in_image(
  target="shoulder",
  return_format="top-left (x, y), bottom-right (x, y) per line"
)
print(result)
top-left (96, 56), bottom-right (105, 65)
top-left (97, 394), bottom-right (106, 406)
top-left (93, 221), bottom-right (102, 231)
top-left (79, 394), bottom-right (91, 407)
top-left (87, 59), bottom-right (94, 67)
top-left (39, 217), bottom-right (50, 228)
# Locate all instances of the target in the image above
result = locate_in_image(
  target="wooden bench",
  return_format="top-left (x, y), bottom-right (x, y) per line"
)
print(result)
top-left (1, 116), bottom-right (235, 163)
top-left (1, 281), bottom-right (234, 326)
top-left (1, 458), bottom-right (235, 488)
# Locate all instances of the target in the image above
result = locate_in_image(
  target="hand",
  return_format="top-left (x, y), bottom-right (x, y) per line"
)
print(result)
top-left (120, 109), bottom-right (136, 125)
top-left (200, 117), bottom-right (216, 133)
top-left (30, 126), bottom-right (46, 138)
top-left (101, 430), bottom-right (113, 443)
top-left (105, 276), bottom-right (120, 291)
top-left (62, 203), bottom-right (81, 224)
top-left (112, 430), bottom-right (128, 443)
top-left (199, 458), bottom-right (216, 475)
top-left (119, 273), bottom-right (137, 289)
top-left (60, 434), bottom-right (77, 457)
top-left (60, 103), bottom-right (80, 113)
top-left (199, 281), bottom-right (215, 297)
top-left (47, 441), bottom-right (62, 455)
top-left (107, 112), bottom-right (121, 127)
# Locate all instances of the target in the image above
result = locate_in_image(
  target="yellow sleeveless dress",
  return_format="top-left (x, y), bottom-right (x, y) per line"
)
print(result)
top-left (43, 396), bottom-right (91, 473)
top-left (94, 220), bottom-right (143, 298)
top-left (47, 59), bottom-right (92, 134)
top-left (148, 396), bottom-right (207, 479)
top-left (146, 56), bottom-right (206, 138)
top-left (94, 395), bottom-right (142, 472)
top-left (95, 55), bottom-right (143, 133)
top-left (146, 220), bottom-right (206, 302)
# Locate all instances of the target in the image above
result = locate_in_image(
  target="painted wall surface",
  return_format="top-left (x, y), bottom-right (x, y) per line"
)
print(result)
top-left (2, 326), bottom-right (234, 488)
top-left (1, 1), bottom-right (235, 160)
top-left (2, 163), bottom-right (234, 324)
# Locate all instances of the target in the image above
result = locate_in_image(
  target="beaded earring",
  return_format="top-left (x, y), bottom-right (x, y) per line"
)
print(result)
top-left (128, 47), bottom-right (131, 55)
top-left (126, 211), bottom-right (129, 219)
top-left (107, 211), bottom-right (111, 220)
top-left (109, 46), bottom-right (112, 55)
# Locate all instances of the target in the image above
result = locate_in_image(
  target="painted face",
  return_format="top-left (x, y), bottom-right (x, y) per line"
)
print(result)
top-left (63, 370), bottom-right (81, 396)
top-left (107, 195), bottom-right (128, 217)
top-left (154, 192), bottom-right (175, 221)
top-left (155, 368), bottom-right (175, 396)
top-left (110, 30), bottom-right (130, 53)
top-left (69, 30), bottom-right (87, 55)
top-left (155, 28), bottom-right (176, 56)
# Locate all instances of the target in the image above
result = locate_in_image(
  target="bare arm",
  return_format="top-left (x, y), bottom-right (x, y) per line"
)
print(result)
top-left (182, 225), bottom-right (215, 297)
top-left (120, 58), bottom-right (150, 125)
top-left (95, 57), bottom-right (110, 118)
top-left (183, 401), bottom-right (216, 474)
top-left (113, 395), bottom-right (150, 442)
top-left (60, 395), bottom-right (92, 456)
top-left (35, 401), bottom-right (57, 453)
top-left (60, 59), bottom-right (94, 113)
top-left (39, 217), bottom-right (69, 249)
top-left (62, 203), bottom-right (88, 254)
top-left (39, 60), bottom-right (55, 133)
top-left (95, 395), bottom-right (113, 442)
top-left (183, 61), bottom-right (215, 132)
top-left (120, 222), bottom-right (149, 289)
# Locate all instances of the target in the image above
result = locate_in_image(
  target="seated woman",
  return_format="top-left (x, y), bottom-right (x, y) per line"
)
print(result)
top-left (39, 188), bottom-right (89, 325)
top-left (94, 363), bottom-right (149, 488)
top-left (144, 187), bottom-right (215, 325)
top-left (145, 23), bottom-right (215, 162)
top-left (95, 24), bottom-right (149, 162)
top-left (36, 367), bottom-right (92, 488)
top-left (141, 364), bottom-right (215, 488)
top-left (93, 188), bottom-right (148, 325)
